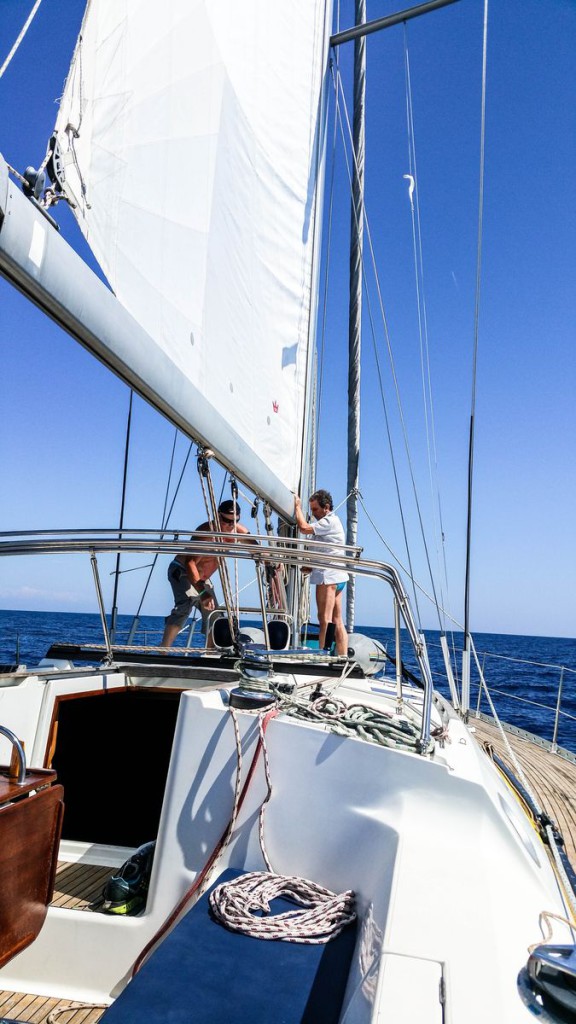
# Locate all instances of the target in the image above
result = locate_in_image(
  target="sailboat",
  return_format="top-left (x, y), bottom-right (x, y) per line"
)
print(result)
top-left (0, 0), bottom-right (575, 1021)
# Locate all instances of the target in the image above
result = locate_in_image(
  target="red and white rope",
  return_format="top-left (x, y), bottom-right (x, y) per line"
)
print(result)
top-left (210, 707), bottom-right (356, 943)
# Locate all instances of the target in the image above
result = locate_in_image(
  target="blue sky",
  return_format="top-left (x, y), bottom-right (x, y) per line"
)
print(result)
top-left (0, 0), bottom-right (574, 639)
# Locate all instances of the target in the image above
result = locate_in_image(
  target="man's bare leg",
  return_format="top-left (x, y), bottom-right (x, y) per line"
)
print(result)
top-left (332, 590), bottom-right (348, 656)
top-left (316, 584), bottom-right (336, 650)
top-left (160, 623), bottom-right (180, 647)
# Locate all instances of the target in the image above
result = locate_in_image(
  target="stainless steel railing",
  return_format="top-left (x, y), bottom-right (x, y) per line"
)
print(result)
top-left (0, 529), bottom-right (434, 749)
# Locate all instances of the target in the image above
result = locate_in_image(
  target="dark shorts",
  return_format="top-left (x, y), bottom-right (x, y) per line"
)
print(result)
top-left (165, 561), bottom-right (212, 634)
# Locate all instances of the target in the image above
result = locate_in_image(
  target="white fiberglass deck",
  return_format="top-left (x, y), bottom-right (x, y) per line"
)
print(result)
top-left (0, 667), bottom-right (572, 1022)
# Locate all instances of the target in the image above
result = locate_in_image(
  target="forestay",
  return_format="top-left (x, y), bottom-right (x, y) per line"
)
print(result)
top-left (52, 0), bottom-right (332, 513)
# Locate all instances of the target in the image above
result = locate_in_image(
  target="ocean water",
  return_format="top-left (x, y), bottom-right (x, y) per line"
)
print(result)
top-left (1, 609), bottom-right (575, 753)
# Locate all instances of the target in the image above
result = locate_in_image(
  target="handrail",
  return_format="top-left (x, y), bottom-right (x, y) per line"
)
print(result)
top-left (0, 531), bottom-right (409, 597)
top-left (480, 685), bottom-right (576, 723)
top-left (0, 530), bottom-right (433, 749)
top-left (0, 527), bottom-right (364, 557)
top-left (0, 725), bottom-right (27, 784)
top-left (471, 649), bottom-right (575, 675)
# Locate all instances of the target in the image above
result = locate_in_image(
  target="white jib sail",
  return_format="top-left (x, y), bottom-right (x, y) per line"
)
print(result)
top-left (53, 0), bottom-right (332, 514)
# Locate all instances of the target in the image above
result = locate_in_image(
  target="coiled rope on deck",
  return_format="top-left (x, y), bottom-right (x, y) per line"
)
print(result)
top-left (210, 705), bottom-right (357, 944)
top-left (136, 678), bottom-right (421, 953)
top-left (283, 692), bottom-right (422, 752)
top-left (209, 871), bottom-right (356, 943)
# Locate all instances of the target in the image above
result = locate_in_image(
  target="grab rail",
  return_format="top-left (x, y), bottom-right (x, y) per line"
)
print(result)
top-left (0, 725), bottom-right (26, 785)
top-left (0, 530), bottom-right (434, 751)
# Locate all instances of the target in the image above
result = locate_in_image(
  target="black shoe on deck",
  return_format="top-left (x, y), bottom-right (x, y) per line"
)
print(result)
top-left (102, 840), bottom-right (156, 915)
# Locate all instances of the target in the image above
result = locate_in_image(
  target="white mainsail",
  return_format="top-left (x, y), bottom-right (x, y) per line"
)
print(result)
top-left (52, 0), bottom-right (332, 514)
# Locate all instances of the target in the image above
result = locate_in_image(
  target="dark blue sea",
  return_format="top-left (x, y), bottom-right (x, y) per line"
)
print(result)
top-left (1, 609), bottom-right (575, 753)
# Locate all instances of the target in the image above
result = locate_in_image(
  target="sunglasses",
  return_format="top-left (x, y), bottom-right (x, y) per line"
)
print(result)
top-left (219, 515), bottom-right (236, 524)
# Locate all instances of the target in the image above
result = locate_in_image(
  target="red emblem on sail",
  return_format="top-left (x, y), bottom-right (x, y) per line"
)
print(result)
top-left (272, 401), bottom-right (279, 413)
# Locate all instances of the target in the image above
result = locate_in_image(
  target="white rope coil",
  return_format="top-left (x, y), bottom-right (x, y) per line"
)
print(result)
top-left (209, 871), bottom-right (356, 944)
top-left (283, 692), bottom-right (422, 751)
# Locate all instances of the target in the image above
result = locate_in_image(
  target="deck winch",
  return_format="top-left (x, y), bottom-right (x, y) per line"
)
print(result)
top-left (519, 942), bottom-right (576, 1021)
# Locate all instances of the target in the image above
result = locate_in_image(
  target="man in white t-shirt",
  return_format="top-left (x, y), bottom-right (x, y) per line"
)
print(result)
top-left (294, 489), bottom-right (349, 656)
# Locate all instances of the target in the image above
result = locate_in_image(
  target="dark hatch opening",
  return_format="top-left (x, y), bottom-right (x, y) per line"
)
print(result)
top-left (51, 688), bottom-right (180, 848)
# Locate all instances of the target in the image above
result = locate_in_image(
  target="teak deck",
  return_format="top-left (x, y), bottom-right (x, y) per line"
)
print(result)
top-left (470, 713), bottom-right (576, 865)
top-left (0, 863), bottom-right (114, 1024)
top-left (0, 992), bottom-right (106, 1023)
top-left (51, 861), bottom-right (114, 912)
top-left (2, 721), bottom-right (576, 1023)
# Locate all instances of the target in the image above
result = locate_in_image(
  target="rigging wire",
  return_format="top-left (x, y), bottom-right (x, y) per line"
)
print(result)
top-left (469, 630), bottom-right (576, 913)
top-left (0, 0), bottom-right (43, 81)
top-left (229, 477), bottom-right (240, 619)
top-left (197, 452), bottom-right (238, 638)
top-left (316, 63), bottom-right (340, 450)
top-left (331, 69), bottom-right (417, 624)
top-left (333, 81), bottom-right (420, 622)
top-left (334, 64), bottom-right (447, 633)
top-left (128, 445), bottom-right (268, 641)
top-left (163, 433), bottom-right (185, 523)
top-left (401, 28), bottom-right (459, 679)
top-left (402, 27), bottom-right (452, 635)
top-left (462, 0), bottom-right (489, 711)
top-left (316, 0), bottom-right (343, 445)
top-left (110, 390), bottom-right (134, 641)
top-left (128, 436), bottom-right (194, 637)
top-left (356, 492), bottom-right (465, 634)
top-left (236, 489), bottom-right (285, 613)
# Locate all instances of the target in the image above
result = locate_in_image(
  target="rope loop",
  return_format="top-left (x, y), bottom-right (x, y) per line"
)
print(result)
top-left (285, 691), bottom-right (421, 752)
top-left (311, 694), bottom-right (347, 719)
top-left (209, 871), bottom-right (356, 944)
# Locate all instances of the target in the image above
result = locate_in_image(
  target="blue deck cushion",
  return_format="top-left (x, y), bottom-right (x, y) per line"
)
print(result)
top-left (101, 868), bottom-right (358, 1023)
